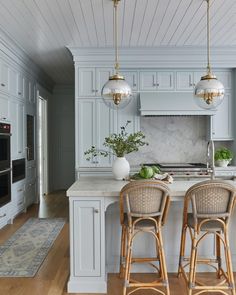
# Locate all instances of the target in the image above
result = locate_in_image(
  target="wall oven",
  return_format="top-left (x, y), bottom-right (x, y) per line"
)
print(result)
top-left (0, 122), bottom-right (11, 207)
top-left (0, 123), bottom-right (11, 171)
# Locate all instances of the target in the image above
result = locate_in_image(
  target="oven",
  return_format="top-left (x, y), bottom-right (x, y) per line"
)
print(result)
top-left (12, 158), bottom-right (26, 183)
top-left (0, 123), bottom-right (11, 171)
top-left (0, 122), bottom-right (11, 207)
top-left (0, 168), bottom-right (11, 207)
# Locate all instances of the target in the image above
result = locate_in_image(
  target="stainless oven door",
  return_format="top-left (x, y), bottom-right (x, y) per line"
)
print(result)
top-left (0, 168), bottom-right (11, 207)
top-left (0, 133), bottom-right (10, 171)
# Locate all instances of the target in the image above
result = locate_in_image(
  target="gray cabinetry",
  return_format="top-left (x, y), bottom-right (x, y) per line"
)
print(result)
top-left (140, 71), bottom-right (174, 91)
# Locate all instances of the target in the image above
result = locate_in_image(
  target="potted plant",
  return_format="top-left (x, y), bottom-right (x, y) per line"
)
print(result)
top-left (214, 147), bottom-right (233, 167)
top-left (84, 121), bottom-right (148, 180)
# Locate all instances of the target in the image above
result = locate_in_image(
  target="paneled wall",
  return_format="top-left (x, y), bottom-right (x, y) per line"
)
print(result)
top-left (48, 85), bottom-right (75, 191)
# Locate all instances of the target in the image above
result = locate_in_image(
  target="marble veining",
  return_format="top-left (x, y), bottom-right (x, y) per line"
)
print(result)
top-left (126, 116), bottom-right (232, 166)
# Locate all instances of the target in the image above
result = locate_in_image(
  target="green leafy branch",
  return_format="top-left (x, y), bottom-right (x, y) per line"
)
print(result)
top-left (84, 121), bottom-right (148, 160)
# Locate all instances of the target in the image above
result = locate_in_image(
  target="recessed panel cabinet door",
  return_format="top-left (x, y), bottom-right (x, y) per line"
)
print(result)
top-left (73, 200), bottom-right (101, 277)
top-left (211, 93), bottom-right (233, 140)
top-left (96, 68), bottom-right (113, 95)
top-left (157, 72), bottom-right (174, 90)
top-left (176, 71), bottom-right (194, 90)
top-left (17, 103), bottom-right (25, 156)
top-left (78, 68), bottom-right (96, 96)
top-left (140, 71), bottom-right (157, 91)
top-left (0, 61), bottom-right (9, 93)
top-left (77, 99), bottom-right (96, 167)
top-left (96, 100), bottom-right (115, 167)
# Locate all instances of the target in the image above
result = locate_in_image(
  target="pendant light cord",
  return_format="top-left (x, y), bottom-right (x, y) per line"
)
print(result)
top-left (207, 0), bottom-right (211, 74)
top-left (114, 0), bottom-right (119, 74)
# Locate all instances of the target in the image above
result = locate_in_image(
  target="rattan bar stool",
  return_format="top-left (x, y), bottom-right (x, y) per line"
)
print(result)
top-left (119, 180), bottom-right (171, 295)
top-left (178, 179), bottom-right (236, 295)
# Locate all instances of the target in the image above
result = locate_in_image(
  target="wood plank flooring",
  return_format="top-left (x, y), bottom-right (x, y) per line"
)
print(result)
top-left (0, 191), bottom-right (234, 295)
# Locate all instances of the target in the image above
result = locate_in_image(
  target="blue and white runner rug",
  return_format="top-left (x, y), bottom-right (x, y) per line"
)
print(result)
top-left (0, 218), bottom-right (65, 277)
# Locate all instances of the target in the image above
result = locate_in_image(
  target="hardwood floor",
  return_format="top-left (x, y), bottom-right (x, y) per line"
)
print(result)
top-left (0, 191), bottom-right (234, 295)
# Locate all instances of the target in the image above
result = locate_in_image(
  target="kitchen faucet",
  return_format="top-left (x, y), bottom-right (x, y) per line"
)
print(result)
top-left (207, 140), bottom-right (215, 180)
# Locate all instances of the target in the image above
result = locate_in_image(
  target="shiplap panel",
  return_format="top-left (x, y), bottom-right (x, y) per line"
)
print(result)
top-left (91, 0), bottom-right (106, 47)
top-left (129, 0), bottom-right (148, 46)
top-left (79, 0), bottom-right (98, 47)
top-left (0, 0), bottom-right (235, 84)
top-left (136, 0), bottom-right (159, 46)
top-left (145, 0), bottom-right (170, 46)
top-left (121, 0), bottom-right (136, 46)
top-left (161, 0), bottom-right (194, 46)
top-left (153, 0), bottom-right (182, 46)
top-left (69, 0), bottom-right (91, 46)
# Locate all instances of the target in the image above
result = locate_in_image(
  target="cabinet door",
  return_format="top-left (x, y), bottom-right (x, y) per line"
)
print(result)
top-left (29, 80), bottom-right (36, 103)
top-left (11, 181), bottom-right (25, 217)
top-left (116, 94), bottom-right (140, 134)
top-left (0, 95), bottom-right (10, 121)
top-left (77, 99), bottom-right (96, 167)
top-left (140, 71), bottom-right (157, 91)
top-left (121, 70), bottom-right (138, 91)
top-left (193, 71), bottom-right (203, 87)
top-left (78, 68), bottom-right (96, 96)
top-left (157, 71), bottom-right (174, 90)
top-left (23, 76), bottom-right (30, 102)
top-left (211, 93), bottom-right (233, 140)
top-left (0, 60), bottom-right (9, 93)
top-left (176, 71), bottom-right (194, 90)
top-left (73, 200), bottom-right (101, 277)
top-left (9, 67), bottom-right (18, 96)
top-left (17, 103), bottom-right (25, 156)
top-left (214, 71), bottom-right (231, 90)
top-left (25, 181), bottom-right (36, 207)
top-left (96, 68), bottom-right (113, 96)
top-left (96, 99), bottom-right (115, 167)
top-left (17, 72), bottom-right (24, 98)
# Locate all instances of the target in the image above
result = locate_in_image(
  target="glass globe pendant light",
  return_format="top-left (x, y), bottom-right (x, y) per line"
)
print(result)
top-left (101, 0), bottom-right (132, 109)
top-left (194, 0), bottom-right (224, 109)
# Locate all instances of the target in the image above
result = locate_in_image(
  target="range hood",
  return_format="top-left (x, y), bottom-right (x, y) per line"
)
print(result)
top-left (139, 92), bottom-right (216, 116)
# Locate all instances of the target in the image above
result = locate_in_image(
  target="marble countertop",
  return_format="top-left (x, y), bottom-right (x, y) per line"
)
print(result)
top-left (66, 177), bottom-right (236, 199)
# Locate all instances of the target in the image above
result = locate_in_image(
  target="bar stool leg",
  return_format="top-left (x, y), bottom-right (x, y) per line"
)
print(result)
top-left (178, 224), bottom-right (187, 277)
top-left (119, 225), bottom-right (126, 278)
top-left (123, 230), bottom-right (132, 295)
top-left (224, 230), bottom-right (235, 295)
top-left (215, 231), bottom-right (222, 279)
top-left (157, 229), bottom-right (170, 295)
top-left (155, 231), bottom-right (162, 278)
top-left (187, 232), bottom-right (198, 295)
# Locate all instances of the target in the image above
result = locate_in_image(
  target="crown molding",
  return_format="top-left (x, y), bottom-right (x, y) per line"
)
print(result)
top-left (68, 46), bottom-right (236, 68)
top-left (0, 29), bottom-right (54, 92)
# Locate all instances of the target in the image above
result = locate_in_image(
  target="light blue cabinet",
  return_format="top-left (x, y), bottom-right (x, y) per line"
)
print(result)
top-left (210, 92), bottom-right (233, 140)
top-left (140, 71), bottom-right (174, 91)
top-left (176, 71), bottom-right (202, 90)
top-left (121, 70), bottom-right (138, 91)
top-left (76, 95), bottom-right (140, 169)
top-left (78, 68), bottom-right (113, 97)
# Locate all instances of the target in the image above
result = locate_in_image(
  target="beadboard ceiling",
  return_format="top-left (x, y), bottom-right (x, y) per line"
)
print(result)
top-left (0, 0), bottom-right (235, 84)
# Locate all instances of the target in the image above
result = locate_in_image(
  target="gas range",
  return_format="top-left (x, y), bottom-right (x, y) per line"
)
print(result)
top-left (144, 163), bottom-right (209, 177)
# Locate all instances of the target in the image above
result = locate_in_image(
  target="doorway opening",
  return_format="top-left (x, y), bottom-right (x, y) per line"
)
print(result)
top-left (37, 95), bottom-right (48, 202)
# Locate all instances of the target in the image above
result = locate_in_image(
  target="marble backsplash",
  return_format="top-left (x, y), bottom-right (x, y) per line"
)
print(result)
top-left (126, 116), bottom-right (233, 166)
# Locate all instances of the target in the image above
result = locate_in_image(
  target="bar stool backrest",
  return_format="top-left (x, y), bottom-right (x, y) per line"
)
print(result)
top-left (120, 180), bottom-right (170, 225)
top-left (185, 180), bottom-right (236, 222)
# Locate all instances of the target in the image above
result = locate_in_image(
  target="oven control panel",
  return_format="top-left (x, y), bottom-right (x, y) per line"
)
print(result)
top-left (0, 123), bottom-right (10, 133)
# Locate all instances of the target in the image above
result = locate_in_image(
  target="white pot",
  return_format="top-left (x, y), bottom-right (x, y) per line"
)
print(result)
top-left (112, 157), bottom-right (130, 180)
top-left (215, 159), bottom-right (231, 167)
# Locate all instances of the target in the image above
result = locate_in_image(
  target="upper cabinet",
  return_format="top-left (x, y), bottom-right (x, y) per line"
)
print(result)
top-left (0, 60), bottom-right (9, 93)
top-left (209, 92), bottom-right (233, 141)
top-left (78, 67), bottom-right (113, 97)
top-left (17, 72), bottom-right (24, 99)
top-left (140, 71), bottom-right (174, 91)
top-left (120, 70), bottom-right (138, 92)
top-left (176, 71), bottom-right (202, 91)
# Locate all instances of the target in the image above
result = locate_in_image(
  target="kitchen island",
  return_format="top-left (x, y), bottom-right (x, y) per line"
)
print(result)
top-left (67, 177), bottom-right (236, 293)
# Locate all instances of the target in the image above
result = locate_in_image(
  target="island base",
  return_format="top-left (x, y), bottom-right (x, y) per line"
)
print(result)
top-left (67, 276), bottom-right (107, 293)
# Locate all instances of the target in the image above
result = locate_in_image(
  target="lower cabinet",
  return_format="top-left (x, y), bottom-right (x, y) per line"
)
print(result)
top-left (25, 181), bottom-right (37, 208)
top-left (11, 180), bottom-right (25, 217)
top-left (0, 202), bottom-right (11, 229)
top-left (73, 200), bottom-right (101, 277)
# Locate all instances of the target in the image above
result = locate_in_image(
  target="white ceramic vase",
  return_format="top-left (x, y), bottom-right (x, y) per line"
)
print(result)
top-left (112, 157), bottom-right (130, 180)
top-left (215, 159), bottom-right (231, 167)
